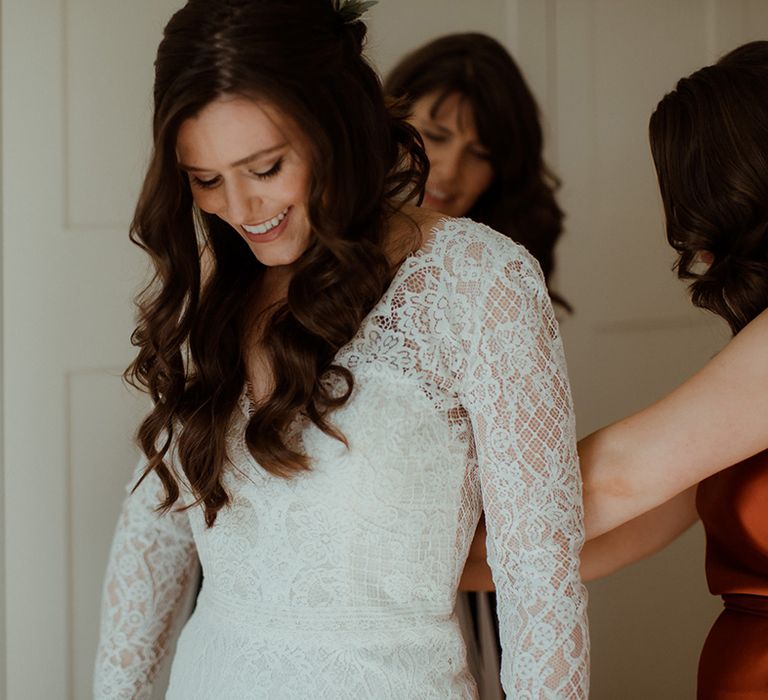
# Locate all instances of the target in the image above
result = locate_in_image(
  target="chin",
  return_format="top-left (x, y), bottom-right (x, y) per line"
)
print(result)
top-left (442, 204), bottom-right (465, 219)
top-left (248, 245), bottom-right (305, 269)
top-left (251, 253), bottom-right (298, 268)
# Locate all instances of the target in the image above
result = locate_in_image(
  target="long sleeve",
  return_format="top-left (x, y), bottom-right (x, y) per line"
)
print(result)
top-left (94, 460), bottom-right (199, 699)
top-left (455, 237), bottom-right (589, 697)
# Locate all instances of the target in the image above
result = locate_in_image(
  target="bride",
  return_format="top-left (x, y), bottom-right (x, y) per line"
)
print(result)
top-left (93, 1), bottom-right (589, 697)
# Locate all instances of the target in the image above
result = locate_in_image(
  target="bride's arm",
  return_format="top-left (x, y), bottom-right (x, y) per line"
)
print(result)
top-left (94, 461), bottom-right (198, 699)
top-left (460, 487), bottom-right (699, 588)
top-left (457, 238), bottom-right (588, 697)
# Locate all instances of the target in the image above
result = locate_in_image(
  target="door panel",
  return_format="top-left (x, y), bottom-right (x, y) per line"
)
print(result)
top-left (3, 1), bottom-right (181, 697)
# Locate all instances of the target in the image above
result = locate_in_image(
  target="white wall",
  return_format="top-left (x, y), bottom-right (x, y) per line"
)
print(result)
top-left (366, 2), bottom-right (764, 698)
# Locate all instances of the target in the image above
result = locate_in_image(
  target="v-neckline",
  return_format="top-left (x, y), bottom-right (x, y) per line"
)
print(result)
top-left (239, 216), bottom-right (454, 415)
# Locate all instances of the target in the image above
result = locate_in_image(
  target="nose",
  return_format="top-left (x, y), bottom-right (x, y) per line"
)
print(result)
top-left (223, 179), bottom-right (260, 223)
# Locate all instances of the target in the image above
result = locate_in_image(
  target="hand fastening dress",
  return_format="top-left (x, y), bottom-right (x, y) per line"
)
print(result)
top-left (93, 218), bottom-right (590, 699)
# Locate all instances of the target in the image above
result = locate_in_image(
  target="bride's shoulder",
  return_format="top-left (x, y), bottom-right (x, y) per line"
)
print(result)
top-left (388, 207), bottom-right (545, 294)
top-left (424, 214), bottom-right (542, 280)
top-left (390, 205), bottom-right (525, 258)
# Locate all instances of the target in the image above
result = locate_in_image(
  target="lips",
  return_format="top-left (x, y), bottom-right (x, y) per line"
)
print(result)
top-left (425, 187), bottom-right (452, 203)
top-left (241, 207), bottom-right (289, 235)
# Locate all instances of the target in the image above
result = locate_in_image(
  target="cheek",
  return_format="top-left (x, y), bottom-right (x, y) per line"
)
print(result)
top-left (191, 190), bottom-right (221, 215)
top-left (464, 162), bottom-right (494, 201)
top-left (289, 168), bottom-right (313, 209)
top-left (419, 136), bottom-right (437, 163)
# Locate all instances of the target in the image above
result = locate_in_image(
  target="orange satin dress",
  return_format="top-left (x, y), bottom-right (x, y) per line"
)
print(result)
top-left (696, 449), bottom-right (768, 699)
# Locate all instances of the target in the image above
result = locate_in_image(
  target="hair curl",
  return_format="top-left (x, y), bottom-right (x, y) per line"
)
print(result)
top-left (385, 32), bottom-right (570, 310)
top-left (649, 40), bottom-right (768, 334)
top-left (127, 0), bottom-right (428, 525)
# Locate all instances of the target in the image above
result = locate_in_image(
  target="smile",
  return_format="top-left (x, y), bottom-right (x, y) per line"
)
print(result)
top-left (242, 207), bottom-right (289, 235)
top-left (426, 187), bottom-right (452, 202)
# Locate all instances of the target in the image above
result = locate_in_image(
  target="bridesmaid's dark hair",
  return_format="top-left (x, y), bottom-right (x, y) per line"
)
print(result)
top-left (385, 32), bottom-right (570, 310)
top-left (649, 40), bottom-right (768, 334)
top-left (127, 0), bottom-right (428, 525)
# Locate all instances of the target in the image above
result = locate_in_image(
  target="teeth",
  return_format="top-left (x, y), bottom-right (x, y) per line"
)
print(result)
top-left (427, 188), bottom-right (450, 201)
top-left (242, 208), bottom-right (288, 235)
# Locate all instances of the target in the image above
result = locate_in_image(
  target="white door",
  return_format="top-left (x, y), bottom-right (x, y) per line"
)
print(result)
top-left (2, 1), bottom-right (184, 698)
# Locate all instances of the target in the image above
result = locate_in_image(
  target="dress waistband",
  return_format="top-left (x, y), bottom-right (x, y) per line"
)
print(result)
top-left (197, 585), bottom-right (457, 634)
top-left (722, 593), bottom-right (768, 617)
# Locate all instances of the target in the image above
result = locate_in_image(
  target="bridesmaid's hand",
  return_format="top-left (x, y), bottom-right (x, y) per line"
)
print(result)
top-left (459, 517), bottom-right (496, 591)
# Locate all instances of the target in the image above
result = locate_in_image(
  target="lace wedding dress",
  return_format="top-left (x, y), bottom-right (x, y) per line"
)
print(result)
top-left (94, 218), bottom-right (589, 699)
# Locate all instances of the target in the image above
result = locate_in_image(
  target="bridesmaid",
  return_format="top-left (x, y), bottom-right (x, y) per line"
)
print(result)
top-left (385, 32), bottom-right (569, 309)
top-left (580, 41), bottom-right (768, 698)
top-left (386, 32), bottom-right (570, 698)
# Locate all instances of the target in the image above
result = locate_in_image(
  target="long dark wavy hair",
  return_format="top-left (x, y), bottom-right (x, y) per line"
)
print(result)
top-left (385, 32), bottom-right (569, 310)
top-left (127, 0), bottom-right (428, 525)
top-left (649, 40), bottom-right (768, 335)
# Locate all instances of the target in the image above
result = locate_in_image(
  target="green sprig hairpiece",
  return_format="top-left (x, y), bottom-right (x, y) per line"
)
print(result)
top-left (333, 0), bottom-right (378, 24)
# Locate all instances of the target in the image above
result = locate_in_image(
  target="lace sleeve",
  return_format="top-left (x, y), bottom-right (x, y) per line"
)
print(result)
top-left (456, 237), bottom-right (589, 697)
top-left (93, 460), bottom-right (198, 700)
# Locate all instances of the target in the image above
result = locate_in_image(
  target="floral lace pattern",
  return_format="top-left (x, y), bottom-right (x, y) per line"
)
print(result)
top-left (94, 218), bottom-right (589, 699)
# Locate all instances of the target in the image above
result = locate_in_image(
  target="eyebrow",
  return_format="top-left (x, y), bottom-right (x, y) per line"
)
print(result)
top-left (422, 119), bottom-right (488, 151)
top-left (422, 120), bottom-right (452, 135)
top-left (178, 143), bottom-right (287, 172)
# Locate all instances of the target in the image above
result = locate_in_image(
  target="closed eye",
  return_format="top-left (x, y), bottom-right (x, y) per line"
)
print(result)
top-left (190, 174), bottom-right (221, 190)
top-left (251, 158), bottom-right (283, 180)
top-left (187, 158), bottom-right (283, 189)
top-left (422, 130), bottom-right (448, 144)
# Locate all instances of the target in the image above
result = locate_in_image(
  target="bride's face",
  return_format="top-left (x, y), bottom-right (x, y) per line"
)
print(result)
top-left (176, 95), bottom-right (314, 270)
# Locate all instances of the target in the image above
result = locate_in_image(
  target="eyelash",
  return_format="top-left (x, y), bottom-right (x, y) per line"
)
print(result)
top-left (191, 176), bottom-right (220, 190)
top-left (190, 158), bottom-right (284, 190)
top-left (253, 158), bottom-right (283, 180)
top-left (422, 131), bottom-right (491, 161)
top-left (422, 131), bottom-right (446, 144)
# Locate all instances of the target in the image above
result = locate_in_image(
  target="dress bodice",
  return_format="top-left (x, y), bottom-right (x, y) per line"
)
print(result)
top-left (93, 218), bottom-right (589, 699)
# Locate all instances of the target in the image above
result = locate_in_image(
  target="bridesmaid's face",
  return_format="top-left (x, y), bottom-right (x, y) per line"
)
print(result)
top-left (410, 91), bottom-right (495, 218)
